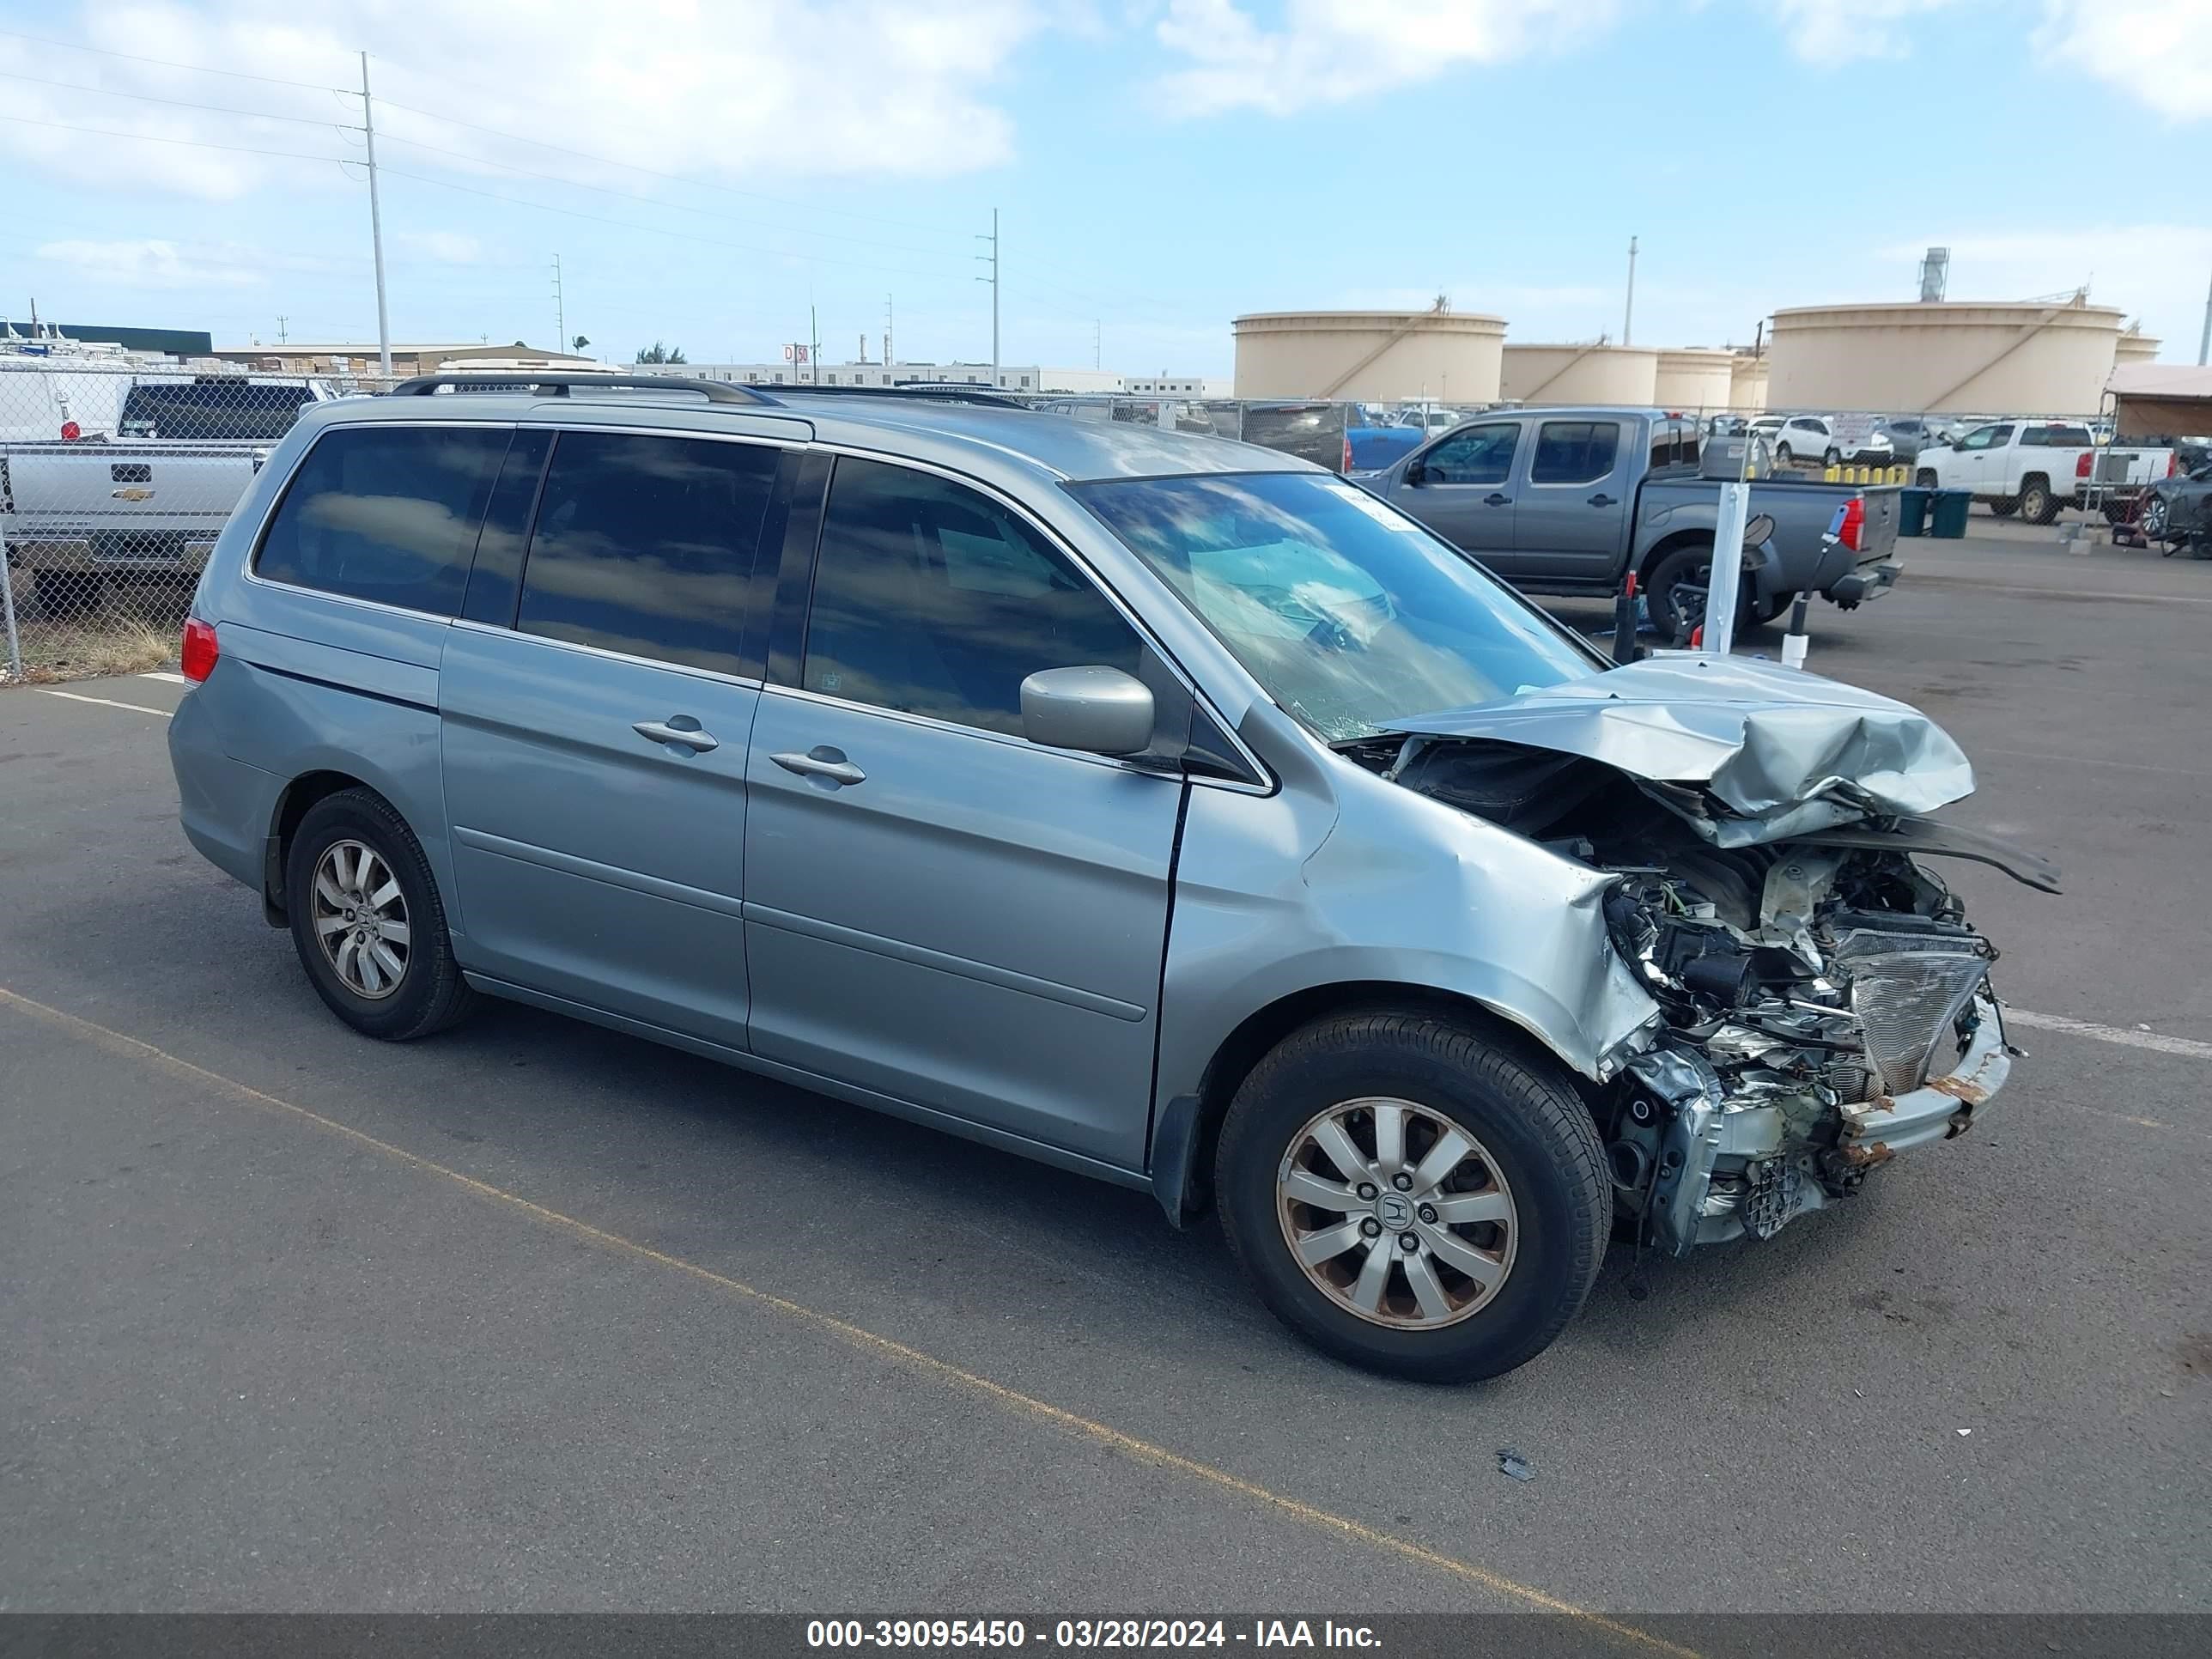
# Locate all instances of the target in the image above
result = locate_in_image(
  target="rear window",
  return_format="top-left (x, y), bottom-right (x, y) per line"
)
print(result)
top-left (2020, 424), bottom-right (2091, 447)
top-left (514, 431), bottom-right (780, 675)
top-left (254, 424), bottom-right (509, 615)
top-left (121, 380), bottom-right (318, 442)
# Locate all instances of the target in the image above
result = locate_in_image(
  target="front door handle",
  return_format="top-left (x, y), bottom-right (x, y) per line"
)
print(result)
top-left (633, 718), bottom-right (718, 752)
top-left (770, 748), bottom-right (867, 787)
top-left (1483, 492), bottom-right (1511, 507)
top-left (1589, 492), bottom-right (1617, 507)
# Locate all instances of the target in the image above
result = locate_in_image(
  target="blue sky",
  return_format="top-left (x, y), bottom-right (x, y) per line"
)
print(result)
top-left (3, 0), bottom-right (2207, 373)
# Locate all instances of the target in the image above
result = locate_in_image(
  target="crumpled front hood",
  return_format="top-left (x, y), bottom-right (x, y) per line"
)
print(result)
top-left (1385, 656), bottom-right (1976, 846)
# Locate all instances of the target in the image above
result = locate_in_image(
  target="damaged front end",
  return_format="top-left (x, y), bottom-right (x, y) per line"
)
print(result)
top-left (1349, 656), bottom-right (2057, 1257)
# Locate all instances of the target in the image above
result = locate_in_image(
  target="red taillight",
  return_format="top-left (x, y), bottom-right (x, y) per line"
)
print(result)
top-left (180, 617), bottom-right (219, 683)
top-left (2170, 453), bottom-right (2181, 477)
top-left (2077, 451), bottom-right (2094, 477)
top-left (60, 420), bottom-right (82, 441)
top-left (1838, 496), bottom-right (1865, 552)
top-left (1342, 435), bottom-right (1353, 472)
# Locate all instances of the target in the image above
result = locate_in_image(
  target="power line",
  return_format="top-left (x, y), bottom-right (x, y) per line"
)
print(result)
top-left (0, 68), bottom-right (362, 129)
top-left (368, 94), bottom-right (974, 240)
top-left (372, 131), bottom-right (974, 267)
top-left (0, 26), bottom-right (352, 93)
top-left (0, 112), bottom-right (349, 166)
top-left (374, 167), bottom-right (981, 290)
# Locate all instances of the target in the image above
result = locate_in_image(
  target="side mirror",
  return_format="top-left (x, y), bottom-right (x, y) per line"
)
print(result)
top-left (1742, 512), bottom-right (1777, 547)
top-left (1019, 665), bottom-right (1156, 757)
top-left (1404, 460), bottom-right (1427, 485)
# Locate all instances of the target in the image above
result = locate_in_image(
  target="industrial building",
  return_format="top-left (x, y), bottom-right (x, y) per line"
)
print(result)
top-left (1765, 298), bottom-right (2129, 416)
top-left (1499, 343), bottom-right (1657, 405)
top-left (210, 342), bottom-right (598, 377)
top-left (1232, 309), bottom-right (1506, 404)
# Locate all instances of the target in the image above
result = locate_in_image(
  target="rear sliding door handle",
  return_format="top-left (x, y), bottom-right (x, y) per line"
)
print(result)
top-left (634, 719), bottom-right (719, 752)
top-left (771, 749), bottom-right (866, 787)
top-left (1483, 492), bottom-right (1511, 507)
top-left (1588, 492), bottom-right (1617, 507)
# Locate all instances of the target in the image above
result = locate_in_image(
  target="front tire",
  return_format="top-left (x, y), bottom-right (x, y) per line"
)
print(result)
top-left (2142, 495), bottom-right (2171, 540)
top-left (1214, 1012), bottom-right (1609, 1382)
top-left (1916, 469), bottom-right (1938, 489)
top-left (2018, 477), bottom-right (2057, 525)
top-left (286, 788), bottom-right (475, 1041)
top-left (1823, 447), bottom-right (1842, 468)
top-left (1775, 443), bottom-right (1795, 466)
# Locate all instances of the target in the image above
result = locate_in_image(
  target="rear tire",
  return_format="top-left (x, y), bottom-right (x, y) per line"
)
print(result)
top-left (1644, 538), bottom-right (1753, 646)
top-left (1213, 1011), bottom-right (1609, 1382)
top-left (2142, 495), bottom-right (2171, 540)
top-left (1989, 496), bottom-right (2020, 518)
top-left (1753, 589), bottom-right (1795, 625)
top-left (34, 572), bottom-right (101, 617)
top-left (285, 788), bottom-right (476, 1041)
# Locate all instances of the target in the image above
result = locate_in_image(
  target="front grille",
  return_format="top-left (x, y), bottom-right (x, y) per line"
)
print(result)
top-left (1831, 929), bottom-right (1991, 1096)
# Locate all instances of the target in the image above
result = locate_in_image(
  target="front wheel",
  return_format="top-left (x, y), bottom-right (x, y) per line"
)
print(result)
top-left (1215, 1013), bottom-right (1609, 1382)
top-left (1917, 469), bottom-right (1939, 489)
top-left (286, 787), bottom-right (476, 1041)
top-left (2018, 478), bottom-right (2057, 525)
top-left (2142, 495), bottom-right (2170, 540)
top-left (1823, 447), bottom-right (1842, 468)
top-left (1775, 443), bottom-right (1795, 465)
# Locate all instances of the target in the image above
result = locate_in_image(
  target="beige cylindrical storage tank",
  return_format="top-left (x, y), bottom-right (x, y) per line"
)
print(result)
top-left (1231, 309), bottom-right (1505, 403)
top-left (1767, 301), bottom-right (2125, 414)
top-left (1729, 354), bottom-right (1770, 411)
top-left (1499, 343), bottom-right (1657, 405)
top-left (2115, 329), bottom-right (2161, 365)
top-left (1650, 349), bottom-right (1735, 413)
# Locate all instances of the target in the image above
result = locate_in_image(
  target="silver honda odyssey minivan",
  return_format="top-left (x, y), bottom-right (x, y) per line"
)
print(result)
top-left (169, 374), bottom-right (2047, 1380)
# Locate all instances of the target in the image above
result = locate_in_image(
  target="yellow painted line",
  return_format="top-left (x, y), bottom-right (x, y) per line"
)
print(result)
top-left (33, 689), bottom-right (173, 718)
top-left (0, 982), bottom-right (1692, 1658)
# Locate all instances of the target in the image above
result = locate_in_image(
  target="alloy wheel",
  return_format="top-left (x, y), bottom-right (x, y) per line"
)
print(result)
top-left (311, 839), bottom-right (411, 1000)
top-left (1275, 1097), bottom-right (1519, 1328)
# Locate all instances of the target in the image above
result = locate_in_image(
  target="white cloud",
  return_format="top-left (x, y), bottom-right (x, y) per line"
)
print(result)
top-left (1151, 0), bottom-right (1620, 114)
top-left (2036, 0), bottom-right (2212, 123)
top-left (1770, 0), bottom-right (1959, 63)
top-left (0, 1), bottom-right (1046, 201)
top-left (33, 238), bottom-right (267, 289)
top-left (397, 230), bottom-right (483, 265)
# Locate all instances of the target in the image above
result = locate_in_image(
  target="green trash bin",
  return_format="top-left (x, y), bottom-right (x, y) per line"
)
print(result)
top-left (1898, 486), bottom-right (1930, 538)
top-left (1930, 489), bottom-right (1972, 539)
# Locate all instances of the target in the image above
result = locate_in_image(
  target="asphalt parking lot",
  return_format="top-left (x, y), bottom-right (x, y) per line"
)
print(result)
top-left (3, 531), bottom-right (2208, 1635)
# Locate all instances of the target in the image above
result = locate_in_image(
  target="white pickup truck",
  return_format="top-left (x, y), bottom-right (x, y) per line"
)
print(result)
top-left (1911, 419), bottom-right (2173, 524)
top-left (1, 375), bottom-right (337, 613)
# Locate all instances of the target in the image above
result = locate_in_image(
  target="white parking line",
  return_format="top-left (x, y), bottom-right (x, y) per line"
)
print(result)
top-left (138, 671), bottom-right (191, 684)
top-left (33, 690), bottom-right (173, 718)
top-left (2007, 1008), bottom-right (2212, 1061)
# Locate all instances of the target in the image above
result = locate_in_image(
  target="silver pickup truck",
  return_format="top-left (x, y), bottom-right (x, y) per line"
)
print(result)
top-left (1, 376), bottom-right (337, 614)
top-left (1354, 406), bottom-right (1902, 642)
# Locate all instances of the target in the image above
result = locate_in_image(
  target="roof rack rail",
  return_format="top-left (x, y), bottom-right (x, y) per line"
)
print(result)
top-left (766, 383), bottom-right (1030, 411)
top-left (386, 372), bottom-right (778, 404)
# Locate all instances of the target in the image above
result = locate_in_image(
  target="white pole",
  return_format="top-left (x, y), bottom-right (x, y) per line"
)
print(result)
top-left (1623, 235), bottom-right (1638, 348)
top-left (1705, 478), bottom-right (1747, 657)
top-left (2199, 264), bottom-right (2211, 366)
top-left (360, 52), bottom-right (392, 378)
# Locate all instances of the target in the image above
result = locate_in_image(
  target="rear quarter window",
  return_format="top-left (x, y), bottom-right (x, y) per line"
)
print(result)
top-left (253, 424), bottom-right (510, 615)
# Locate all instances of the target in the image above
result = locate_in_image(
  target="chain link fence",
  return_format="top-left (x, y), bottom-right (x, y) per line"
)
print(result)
top-left (0, 358), bottom-right (2152, 682)
top-left (1, 359), bottom-right (394, 681)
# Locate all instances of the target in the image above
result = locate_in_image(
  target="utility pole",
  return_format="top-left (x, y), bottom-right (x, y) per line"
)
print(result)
top-left (1623, 234), bottom-right (1638, 348)
top-left (810, 302), bottom-right (819, 385)
top-left (976, 209), bottom-right (999, 385)
top-left (884, 294), bottom-right (894, 369)
top-left (551, 255), bottom-right (564, 352)
top-left (2199, 264), bottom-right (2211, 366)
top-left (276, 314), bottom-right (289, 345)
top-left (359, 52), bottom-right (392, 377)
top-left (1094, 319), bottom-right (1100, 371)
